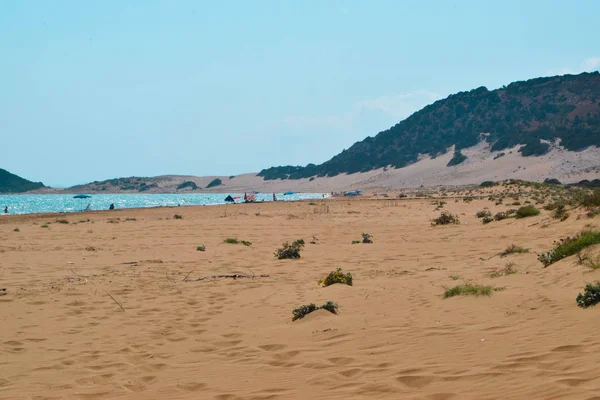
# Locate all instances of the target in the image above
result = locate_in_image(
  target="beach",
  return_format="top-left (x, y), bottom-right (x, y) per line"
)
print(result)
top-left (1, 193), bottom-right (600, 399)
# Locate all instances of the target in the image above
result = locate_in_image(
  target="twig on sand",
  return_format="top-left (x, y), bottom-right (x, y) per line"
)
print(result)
top-left (166, 270), bottom-right (176, 284)
top-left (71, 269), bottom-right (97, 295)
top-left (182, 270), bottom-right (194, 282)
top-left (187, 273), bottom-right (270, 282)
top-left (105, 291), bottom-right (125, 312)
top-left (247, 268), bottom-right (256, 279)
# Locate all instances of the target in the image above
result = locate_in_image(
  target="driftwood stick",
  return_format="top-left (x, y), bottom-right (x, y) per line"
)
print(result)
top-left (188, 273), bottom-right (270, 282)
top-left (182, 270), bottom-right (194, 282)
top-left (105, 291), bottom-right (125, 312)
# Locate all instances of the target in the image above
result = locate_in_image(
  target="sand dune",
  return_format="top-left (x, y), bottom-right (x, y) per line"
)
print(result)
top-left (1, 194), bottom-right (600, 399)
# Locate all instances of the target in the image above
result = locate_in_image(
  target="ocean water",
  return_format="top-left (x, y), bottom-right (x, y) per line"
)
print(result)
top-left (0, 193), bottom-right (327, 215)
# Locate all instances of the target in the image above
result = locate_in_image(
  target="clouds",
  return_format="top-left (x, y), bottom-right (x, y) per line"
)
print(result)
top-left (546, 56), bottom-right (600, 76)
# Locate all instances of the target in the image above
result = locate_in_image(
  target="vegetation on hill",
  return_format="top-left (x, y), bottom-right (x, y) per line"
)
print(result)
top-left (0, 168), bottom-right (45, 193)
top-left (206, 178), bottom-right (222, 188)
top-left (258, 72), bottom-right (600, 180)
top-left (69, 177), bottom-right (154, 192)
top-left (177, 181), bottom-right (198, 190)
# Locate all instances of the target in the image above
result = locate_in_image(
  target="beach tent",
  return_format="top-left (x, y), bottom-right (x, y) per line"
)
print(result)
top-left (224, 195), bottom-right (235, 203)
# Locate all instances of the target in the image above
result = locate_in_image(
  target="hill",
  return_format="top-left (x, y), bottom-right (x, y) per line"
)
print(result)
top-left (0, 168), bottom-right (45, 193)
top-left (258, 72), bottom-right (600, 180)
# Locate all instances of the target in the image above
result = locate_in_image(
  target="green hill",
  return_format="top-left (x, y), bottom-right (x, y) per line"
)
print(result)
top-left (0, 168), bottom-right (45, 193)
top-left (258, 72), bottom-right (600, 180)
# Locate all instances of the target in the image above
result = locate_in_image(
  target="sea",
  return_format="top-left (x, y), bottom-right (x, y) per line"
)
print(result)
top-left (0, 193), bottom-right (327, 215)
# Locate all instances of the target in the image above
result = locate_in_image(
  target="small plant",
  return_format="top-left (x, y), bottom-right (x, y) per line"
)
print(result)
top-left (319, 268), bottom-right (353, 287)
top-left (351, 240), bottom-right (360, 244)
top-left (310, 235), bottom-right (319, 244)
top-left (582, 254), bottom-right (600, 270)
top-left (512, 202), bottom-right (521, 206)
top-left (482, 216), bottom-right (494, 224)
top-left (56, 219), bottom-right (69, 224)
top-left (174, 214), bottom-right (183, 219)
top-left (515, 205), bottom-right (540, 218)
top-left (500, 244), bottom-right (529, 257)
top-left (308, 202), bottom-right (317, 206)
top-left (361, 233), bottom-right (373, 244)
top-left (196, 245), bottom-right (206, 252)
top-left (274, 239), bottom-right (305, 259)
top-left (587, 208), bottom-right (600, 218)
top-left (480, 181), bottom-right (495, 187)
top-left (552, 204), bottom-right (569, 221)
top-left (41, 224), bottom-right (49, 228)
top-left (476, 210), bottom-right (492, 218)
top-left (125, 217), bottom-right (137, 221)
top-left (224, 238), bottom-right (239, 244)
top-left (240, 240), bottom-right (252, 247)
top-left (490, 262), bottom-right (518, 278)
top-left (443, 283), bottom-right (495, 298)
top-left (432, 211), bottom-right (460, 225)
top-left (538, 230), bottom-right (600, 267)
top-left (449, 275), bottom-right (462, 280)
top-left (576, 282), bottom-right (600, 308)
top-left (292, 301), bottom-right (338, 321)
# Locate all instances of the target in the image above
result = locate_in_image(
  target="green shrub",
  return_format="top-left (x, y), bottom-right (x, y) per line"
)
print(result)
top-left (482, 216), bottom-right (494, 224)
top-left (224, 238), bottom-right (239, 244)
top-left (515, 205), bottom-right (540, 218)
top-left (500, 244), bottom-right (529, 257)
top-left (174, 214), bottom-right (183, 219)
top-left (480, 181), bottom-right (495, 187)
top-left (581, 190), bottom-right (600, 207)
top-left (361, 233), bottom-right (373, 243)
top-left (351, 240), bottom-right (360, 244)
top-left (538, 230), bottom-right (600, 267)
top-left (512, 202), bottom-right (521, 206)
top-left (274, 239), bottom-right (305, 259)
top-left (476, 210), bottom-right (492, 218)
top-left (206, 178), bottom-right (222, 188)
top-left (576, 283), bottom-right (600, 308)
top-left (319, 268), bottom-right (353, 287)
top-left (444, 283), bottom-right (494, 298)
top-left (587, 208), bottom-right (600, 218)
top-left (196, 245), bottom-right (206, 251)
top-left (432, 211), bottom-right (460, 225)
top-left (41, 224), bottom-right (49, 228)
top-left (449, 275), bottom-right (462, 280)
top-left (308, 202), bottom-right (317, 206)
top-left (13, 227), bottom-right (19, 232)
top-left (292, 301), bottom-right (338, 321)
top-left (240, 240), bottom-right (252, 247)
top-left (56, 219), bottom-right (69, 224)
top-left (552, 204), bottom-right (569, 221)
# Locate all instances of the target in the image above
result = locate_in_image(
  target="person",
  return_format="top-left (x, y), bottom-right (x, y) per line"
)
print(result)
top-left (109, 203), bottom-right (115, 210)
top-left (4, 206), bottom-right (7, 214)
top-left (273, 193), bottom-right (277, 201)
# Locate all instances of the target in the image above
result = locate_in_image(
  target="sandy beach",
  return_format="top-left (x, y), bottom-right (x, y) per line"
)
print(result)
top-left (1, 193), bottom-right (600, 399)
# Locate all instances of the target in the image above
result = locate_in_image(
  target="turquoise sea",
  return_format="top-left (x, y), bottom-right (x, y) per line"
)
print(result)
top-left (0, 193), bottom-right (327, 215)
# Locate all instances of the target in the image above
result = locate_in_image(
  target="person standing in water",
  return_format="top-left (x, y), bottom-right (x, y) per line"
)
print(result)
top-left (4, 206), bottom-right (7, 214)
top-left (273, 193), bottom-right (277, 201)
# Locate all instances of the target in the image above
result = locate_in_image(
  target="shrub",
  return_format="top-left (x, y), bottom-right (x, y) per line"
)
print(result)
top-left (576, 283), bottom-right (600, 308)
top-left (310, 236), bottom-right (319, 244)
top-left (538, 230), bottom-right (600, 267)
top-left (174, 214), bottom-right (183, 219)
top-left (432, 211), bottom-right (460, 225)
top-left (480, 181), bottom-right (496, 187)
top-left (449, 275), bottom-right (462, 280)
top-left (240, 240), bottom-right (252, 247)
top-left (351, 240), bottom-right (360, 244)
top-left (500, 244), bottom-right (529, 257)
top-left (482, 216), bottom-right (494, 224)
top-left (177, 181), bottom-right (198, 190)
top-left (447, 150), bottom-right (467, 166)
top-left (274, 239), bottom-right (305, 259)
top-left (515, 205), bottom-right (540, 218)
top-left (13, 227), bottom-right (19, 232)
top-left (206, 178), bottom-right (222, 188)
top-left (490, 262), bottom-right (518, 278)
top-left (581, 190), bottom-right (600, 207)
top-left (319, 268), bottom-right (353, 287)
top-left (41, 224), bottom-right (49, 228)
top-left (476, 210), bottom-right (492, 218)
top-left (56, 219), bottom-right (69, 224)
top-left (512, 202), bottom-right (521, 206)
top-left (587, 208), bottom-right (600, 218)
top-left (224, 238), bottom-right (239, 244)
top-left (361, 233), bottom-right (373, 243)
top-left (196, 245), bottom-right (206, 252)
top-left (443, 283), bottom-right (494, 298)
top-left (292, 301), bottom-right (338, 321)
top-left (308, 202), bottom-right (317, 206)
top-left (493, 211), bottom-right (508, 221)
top-left (552, 205), bottom-right (569, 221)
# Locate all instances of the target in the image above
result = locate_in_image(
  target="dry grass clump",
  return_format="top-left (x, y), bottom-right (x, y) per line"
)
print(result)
top-left (173, 214), bottom-right (183, 219)
top-left (515, 205), bottom-right (540, 218)
top-left (361, 233), bottom-right (373, 243)
top-left (274, 239), bottom-right (305, 259)
top-left (319, 268), bottom-right (353, 287)
top-left (196, 245), bottom-right (206, 252)
top-left (490, 262), bottom-right (518, 278)
top-left (56, 219), bottom-right (69, 224)
top-left (292, 301), bottom-right (338, 321)
top-left (476, 210), bottom-right (492, 218)
top-left (432, 211), bottom-right (460, 226)
top-left (443, 283), bottom-right (496, 298)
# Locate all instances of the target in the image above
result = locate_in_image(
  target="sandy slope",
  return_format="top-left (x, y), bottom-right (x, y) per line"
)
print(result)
top-left (1, 196), bottom-right (600, 399)
top-left (54, 143), bottom-right (600, 194)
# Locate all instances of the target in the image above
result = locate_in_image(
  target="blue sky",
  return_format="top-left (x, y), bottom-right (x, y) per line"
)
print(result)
top-left (1, 0), bottom-right (599, 187)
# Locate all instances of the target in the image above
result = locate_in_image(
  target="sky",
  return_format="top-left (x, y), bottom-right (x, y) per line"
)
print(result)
top-left (1, 0), bottom-right (599, 187)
